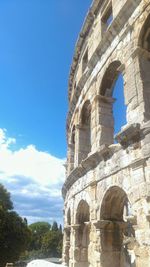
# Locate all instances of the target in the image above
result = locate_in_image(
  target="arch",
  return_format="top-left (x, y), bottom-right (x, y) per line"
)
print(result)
top-left (99, 60), bottom-right (122, 97)
top-left (80, 100), bottom-right (91, 126)
top-left (78, 100), bottom-right (92, 163)
top-left (74, 189), bottom-right (91, 214)
top-left (76, 200), bottom-right (90, 224)
top-left (100, 186), bottom-right (128, 221)
top-left (98, 61), bottom-right (127, 144)
top-left (138, 14), bottom-right (150, 51)
top-left (75, 200), bottom-right (90, 267)
top-left (100, 186), bottom-right (136, 267)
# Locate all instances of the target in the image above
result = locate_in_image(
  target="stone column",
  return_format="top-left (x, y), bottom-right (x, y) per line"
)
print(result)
top-left (90, 95), bottom-right (101, 153)
top-left (97, 95), bottom-right (115, 146)
top-left (82, 222), bottom-right (91, 266)
top-left (93, 221), bottom-right (102, 267)
top-left (94, 220), bottom-right (128, 267)
top-left (75, 124), bottom-right (91, 165)
top-left (133, 203), bottom-right (150, 267)
top-left (71, 224), bottom-right (81, 267)
top-left (62, 226), bottom-right (71, 266)
top-left (67, 143), bottom-right (75, 175)
top-left (125, 48), bottom-right (150, 124)
top-left (73, 125), bottom-right (80, 168)
top-left (71, 223), bottom-right (92, 267)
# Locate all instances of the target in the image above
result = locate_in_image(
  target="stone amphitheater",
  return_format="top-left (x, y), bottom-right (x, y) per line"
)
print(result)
top-left (62, 0), bottom-right (150, 266)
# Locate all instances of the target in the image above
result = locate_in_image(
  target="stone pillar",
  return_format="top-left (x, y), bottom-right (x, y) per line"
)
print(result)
top-left (71, 224), bottom-right (81, 267)
top-left (97, 95), bottom-right (115, 146)
top-left (67, 144), bottom-right (75, 175)
top-left (93, 221), bottom-right (102, 267)
top-left (75, 124), bottom-right (82, 166)
top-left (62, 226), bottom-right (71, 266)
top-left (94, 220), bottom-right (128, 267)
top-left (73, 125), bottom-right (80, 168)
top-left (90, 95), bottom-right (101, 153)
top-left (75, 124), bottom-right (91, 165)
top-left (125, 48), bottom-right (150, 124)
top-left (70, 223), bottom-right (91, 267)
top-left (133, 203), bottom-right (150, 267)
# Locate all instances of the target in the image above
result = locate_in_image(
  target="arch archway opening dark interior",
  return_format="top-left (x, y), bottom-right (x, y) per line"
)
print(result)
top-left (100, 186), bottom-right (128, 221)
top-left (100, 186), bottom-right (135, 267)
top-left (76, 200), bottom-right (90, 267)
top-left (76, 200), bottom-right (90, 224)
top-left (78, 101), bottom-right (91, 163)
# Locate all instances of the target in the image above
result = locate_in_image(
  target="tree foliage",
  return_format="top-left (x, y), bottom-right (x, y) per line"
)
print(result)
top-left (41, 229), bottom-right (63, 257)
top-left (29, 222), bottom-right (51, 235)
top-left (0, 184), bottom-right (13, 211)
top-left (51, 221), bottom-right (58, 232)
top-left (29, 222), bottom-right (51, 251)
top-left (0, 184), bottom-right (30, 267)
top-left (26, 221), bottom-right (63, 260)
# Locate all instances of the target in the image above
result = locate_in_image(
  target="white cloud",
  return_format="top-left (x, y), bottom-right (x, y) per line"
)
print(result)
top-left (0, 129), bottom-right (65, 186)
top-left (0, 128), bottom-right (66, 224)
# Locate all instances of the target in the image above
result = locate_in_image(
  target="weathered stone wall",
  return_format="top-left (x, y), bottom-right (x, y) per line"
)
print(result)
top-left (63, 0), bottom-right (150, 266)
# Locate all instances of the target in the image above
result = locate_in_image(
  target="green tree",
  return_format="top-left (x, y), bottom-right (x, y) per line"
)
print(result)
top-left (41, 230), bottom-right (63, 257)
top-left (59, 224), bottom-right (62, 233)
top-left (51, 221), bottom-right (58, 231)
top-left (29, 222), bottom-right (51, 251)
top-left (0, 184), bottom-right (30, 267)
top-left (26, 220), bottom-right (63, 260)
top-left (29, 221), bottom-right (51, 236)
top-left (0, 184), bottom-right (13, 211)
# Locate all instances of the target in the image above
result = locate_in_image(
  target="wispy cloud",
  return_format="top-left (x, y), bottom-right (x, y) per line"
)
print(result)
top-left (0, 129), bottom-right (65, 225)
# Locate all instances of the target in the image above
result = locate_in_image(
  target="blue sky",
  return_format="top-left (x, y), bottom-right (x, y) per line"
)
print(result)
top-left (0, 0), bottom-right (126, 225)
top-left (0, 0), bottom-right (92, 225)
top-left (0, 0), bottom-right (92, 157)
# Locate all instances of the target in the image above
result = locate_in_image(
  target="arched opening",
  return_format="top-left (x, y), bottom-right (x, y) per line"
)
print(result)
top-left (138, 14), bottom-right (150, 121)
top-left (140, 15), bottom-right (150, 52)
top-left (78, 101), bottom-right (91, 163)
top-left (99, 61), bottom-right (127, 145)
top-left (100, 186), bottom-right (135, 267)
top-left (75, 200), bottom-right (90, 267)
top-left (76, 200), bottom-right (90, 224)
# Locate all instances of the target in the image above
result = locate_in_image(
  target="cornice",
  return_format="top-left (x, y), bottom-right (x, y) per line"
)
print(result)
top-left (62, 122), bottom-right (150, 199)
